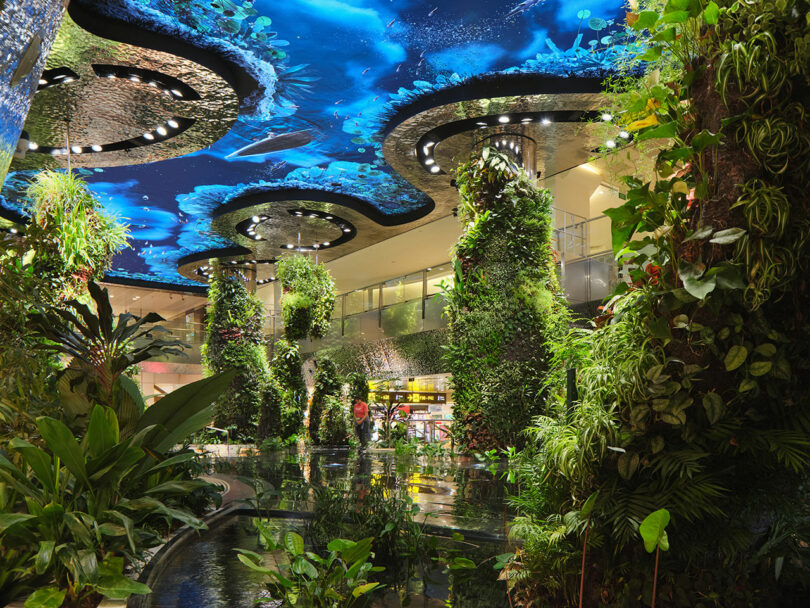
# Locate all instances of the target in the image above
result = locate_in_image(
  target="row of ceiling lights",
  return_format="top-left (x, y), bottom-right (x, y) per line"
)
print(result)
top-left (28, 118), bottom-right (184, 155)
top-left (241, 209), bottom-right (354, 251)
top-left (101, 69), bottom-right (186, 99)
top-left (38, 72), bottom-right (75, 89)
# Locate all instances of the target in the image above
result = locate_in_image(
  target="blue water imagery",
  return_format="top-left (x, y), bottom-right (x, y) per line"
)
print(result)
top-left (0, 0), bottom-right (630, 288)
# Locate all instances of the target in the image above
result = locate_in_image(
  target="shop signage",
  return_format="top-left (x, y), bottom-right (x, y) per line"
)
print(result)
top-left (374, 391), bottom-right (447, 405)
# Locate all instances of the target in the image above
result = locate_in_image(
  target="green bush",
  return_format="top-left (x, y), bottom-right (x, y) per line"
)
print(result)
top-left (310, 357), bottom-right (342, 444)
top-left (202, 271), bottom-right (273, 440)
top-left (443, 148), bottom-right (569, 450)
top-left (346, 371), bottom-right (369, 403)
top-left (276, 255), bottom-right (336, 340)
top-left (319, 395), bottom-right (351, 446)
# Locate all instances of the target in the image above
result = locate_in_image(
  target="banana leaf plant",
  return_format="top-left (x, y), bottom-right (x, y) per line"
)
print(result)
top-left (28, 281), bottom-right (188, 433)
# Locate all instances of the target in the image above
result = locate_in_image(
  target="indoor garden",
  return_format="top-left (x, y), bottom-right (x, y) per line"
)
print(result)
top-left (1, 0), bottom-right (809, 607)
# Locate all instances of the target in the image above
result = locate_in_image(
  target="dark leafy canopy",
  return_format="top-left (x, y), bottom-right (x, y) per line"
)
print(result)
top-left (29, 281), bottom-right (187, 433)
top-left (512, 1), bottom-right (810, 606)
top-left (276, 254), bottom-right (336, 341)
top-left (202, 270), bottom-right (273, 440)
top-left (442, 146), bottom-right (569, 450)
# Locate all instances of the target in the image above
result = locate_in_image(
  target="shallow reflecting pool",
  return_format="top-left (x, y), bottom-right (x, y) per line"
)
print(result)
top-left (213, 448), bottom-right (516, 533)
top-left (147, 514), bottom-right (511, 608)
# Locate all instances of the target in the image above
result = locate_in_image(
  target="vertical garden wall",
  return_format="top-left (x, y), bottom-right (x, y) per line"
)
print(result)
top-left (509, 1), bottom-right (810, 605)
top-left (276, 254), bottom-right (337, 441)
top-left (443, 148), bottom-right (569, 450)
top-left (202, 270), bottom-right (272, 439)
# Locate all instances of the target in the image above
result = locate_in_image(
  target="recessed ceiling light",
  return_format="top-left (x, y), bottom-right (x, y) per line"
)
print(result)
top-left (606, 139), bottom-right (617, 148)
top-left (148, 81), bottom-right (158, 87)
top-left (322, 242), bottom-right (330, 246)
top-left (430, 165), bottom-right (441, 173)
top-left (424, 158), bottom-right (435, 165)
top-left (309, 213), bottom-right (318, 218)
top-left (253, 235), bottom-right (261, 240)
top-left (426, 267), bottom-right (432, 271)
top-left (9, 228), bottom-right (18, 234)
top-left (62, 77), bottom-right (74, 83)
top-left (105, 73), bottom-right (116, 79)
top-left (38, 78), bottom-right (47, 85)
top-left (343, 227), bottom-right (351, 232)
top-left (28, 141), bottom-right (38, 150)
top-left (156, 126), bottom-right (167, 136)
top-left (515, 147), bottom-right (520, 154)
top-left (129, 75), bottom-right (141, 82)
top-left (602, 113), bottom-right (613, 122)
top-left (286, 244), bottom-right (294, 249)
top-left (143, 133), bottom-right (155, 140)
top-left (521, 117), bottom-right (532, 122)
top-left (498, 115), bottom-right (510, 123)
top-left (541, 118), bottom-right (551, 125)
top-left (171, 89), bottom-right (183, 97)
top-left (70, 146), bottom-right (82, 154)
top-left (251, 215), bottom-right (260, 223)
top-left (91, 144), bottom-right (102, 152)
top-left (167, 119), bottom-right (179, 128)
top-left (325, 215), bottom-right (333, 220)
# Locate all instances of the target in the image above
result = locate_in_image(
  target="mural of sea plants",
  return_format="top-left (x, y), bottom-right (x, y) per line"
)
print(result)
top-left (506, 1), bottom-right (810, 605)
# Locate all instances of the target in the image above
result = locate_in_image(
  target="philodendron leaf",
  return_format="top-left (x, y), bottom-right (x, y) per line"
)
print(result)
top-left (617, 451), bottom-right (640, 479)
top-left (709, 227), bottom-right (746, 245)
top-left (749, 361), bottom-right (772, 377)
top-left (702, 392), bottom-right (724, 425)
top-left (683, 274), bottom-right (717, 300)
top-left (24, 587), bottom-right (66, 608)
top-left (353, 582), bottom-right (382, 598)
top-left (284, 531), bottom-right (305, 556)
top-left (639, 508), bottom-right (671, 554)
top-left (683, 225), bottom-right (714, 242)
top-left (724, 345), bottom-right (748, 371)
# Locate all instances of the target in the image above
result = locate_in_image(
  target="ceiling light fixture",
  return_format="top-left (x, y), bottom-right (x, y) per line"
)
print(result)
top-left (28, 141), bottom-right (38, 150)
top-left (601, 113), bottom-right (613, 122)
top-left (167, 119), bottom-right (179, 128)
top-left (143, 133), bottom-right (155, 140)
top-left (619, 130), bottom-right (630, 139)
top-left (429, 165), bottom-right (441, 174)
top-left (424, 158), bottom-right (435, 165)
top-left (606, 139), bottom-right (617, 148)
top-left (91, 144), bottom-right (102, 152)
top-left (541, 118), bottom-right (551, 125)
top-left (70, 146), bottom-right (82, 154)
top-left (498, 115), bottom-right (510, 123)
top-left (170, 89), bottom-right (183, 97)
top-left (156, 126), bottom-right (167, 136)
top-left (251, 215), bottom-right (260, 223)
top-left (38, 78), bottom-right (46, 85)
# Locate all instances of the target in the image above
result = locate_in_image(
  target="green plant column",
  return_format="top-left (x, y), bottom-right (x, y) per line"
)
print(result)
top-left (310, 356), bottom-right (342, 444)
top-left (270, 336), bottom-right (307, 439)
top-left (443, 148), bottom-right (569, 450)
top-left (346, 371), bottom-right (369, 403)
top-left (202, 270), bottom-right (272, 439)
top-left (276, 254), bottom-right (336, 341)
top-left (512, 1), bottom-right (810, 605)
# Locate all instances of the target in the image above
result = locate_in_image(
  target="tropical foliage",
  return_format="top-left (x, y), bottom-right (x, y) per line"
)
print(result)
top-left (202, 270), bottom-right (273, 439)
top-left (346, 371), bottom-right (369, 403)
top-left (509, 1), bottom-right (810, 605)
top-left (271, 337), bottom-right (307, 439)
top-left (309, 357), bottom-right (342, 444)
top-left (442, 147), bottom-right (569, 450)
top-left (276, 254), bottom-right (336, 341)
top-left (236, 527), bottom-right (382, 608)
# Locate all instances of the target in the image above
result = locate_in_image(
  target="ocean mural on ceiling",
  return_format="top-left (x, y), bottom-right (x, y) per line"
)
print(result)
top-left (0, 0), bottom-right (630, 288)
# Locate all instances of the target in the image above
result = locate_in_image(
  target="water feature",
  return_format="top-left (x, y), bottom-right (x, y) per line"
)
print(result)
top-left (144, 449), bottom-right (515, 607)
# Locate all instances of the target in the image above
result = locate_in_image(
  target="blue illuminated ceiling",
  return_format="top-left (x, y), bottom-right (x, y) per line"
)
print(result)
top-left (1, 0), bottom-right (630, 289)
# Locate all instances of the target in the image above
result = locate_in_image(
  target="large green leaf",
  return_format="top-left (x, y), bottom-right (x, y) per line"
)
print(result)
top-left (85, 405), bottom-right (119, 459)
top-left (8, 438), bottom-right (54, 490)
top-left (114, 375), bottom-right (146, 437)
top-left (36, 416), bottom-right (89, 485)
top-left (724, 345), bottom-right (748, 371)
top-left (35, 540), bottom-right (56, 574)
top-left (639, 508), bottom-right (671, 553)
top-left (24, 587), bottom-right (66, 608)
top-left (0, 512), bottom-right (36, 532)
top-left (135, 370), bottom-right (236, 452)
top-left (284, 531), bottom-right (305, 556)
top-left (96, 556), bottom-right (151, 599)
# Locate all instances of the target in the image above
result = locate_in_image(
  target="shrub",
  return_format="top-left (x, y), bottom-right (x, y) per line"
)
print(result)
top-left (319, 395), bottom-right (351, 446)
top-left (276, 255), bottom-right (336, 340)
top-left (310, 357), bottom-right (342, 444)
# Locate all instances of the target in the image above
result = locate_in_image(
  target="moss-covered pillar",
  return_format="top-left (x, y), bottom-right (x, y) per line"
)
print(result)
top-left (0, 0), bottom-right (67, 184)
